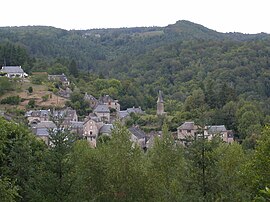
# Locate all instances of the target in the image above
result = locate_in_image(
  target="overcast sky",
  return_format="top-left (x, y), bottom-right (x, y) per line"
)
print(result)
top-left (1, 0), bottom-right (269, 34)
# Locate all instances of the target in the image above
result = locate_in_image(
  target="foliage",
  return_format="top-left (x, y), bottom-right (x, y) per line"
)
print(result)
top-left (28, 86), bottom-right (33, 93)
top-left (27, 99), bottom-right (36, 109)
top-left (0, 77), bottom-right (14, 95)
top-left (0, 118), bottom-right (45, 200)
top-left (0, 95), bottom-right (21, 105)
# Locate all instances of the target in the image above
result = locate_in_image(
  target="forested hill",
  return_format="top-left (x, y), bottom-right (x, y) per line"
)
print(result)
top-left (0, 20), bottom-right (269, 68)
top-left (1, 21), bottom-right (270, 128)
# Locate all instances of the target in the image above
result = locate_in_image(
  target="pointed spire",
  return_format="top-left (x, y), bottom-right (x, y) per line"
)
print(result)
top-left (157, 90), bottom-right (164, 103)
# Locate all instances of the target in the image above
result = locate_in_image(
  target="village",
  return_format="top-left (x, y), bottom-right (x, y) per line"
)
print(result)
top-left (1, 65), bottom-right (234, 149)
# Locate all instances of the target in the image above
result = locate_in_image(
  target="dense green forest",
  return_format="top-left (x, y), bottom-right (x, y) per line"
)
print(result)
top-left (1, 118), bottom-right (270, 201)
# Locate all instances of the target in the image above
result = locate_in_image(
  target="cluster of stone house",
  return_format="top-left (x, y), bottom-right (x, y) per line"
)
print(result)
top-left (26, 94), bottom-right (146, 148)
top-left (0, 66), bottom-right (28, 78)
top-left (25, 89), bottom-right (234, 148)
top-left (177, 121), bottom-right (234, 145)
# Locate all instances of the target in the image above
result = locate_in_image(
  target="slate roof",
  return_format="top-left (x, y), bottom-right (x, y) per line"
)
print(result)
top-left (178, 121), bottom-right (198, 130)
top-left (48, 73), bottom-right (68, 82)
top-left (70, 121), bottom-right (84, 128)
top-left (93, 104), bottom-right (110, 113)
top-left (35, 121), bottom-right (56, 129)
top-left (84, 93), bottom-right (97, 101)
top-left (25, 110), bottom-right (50, 117)
top-left (99, 124), bottom-right (113, 134)
top-left (126, 107), bottom-right (144, 114)
top-left (118, 110), bottom-right (129, 119)
top-left (99, 95), bottom-right (114, 104)
top-left (128, 127), bottom-right (146, 139)
top-left (207, 125), bottom-right (227, 134)
top-left (36, 128), bottom-right (50, 136)
top-left (1, 66), bottom-right (25, 73)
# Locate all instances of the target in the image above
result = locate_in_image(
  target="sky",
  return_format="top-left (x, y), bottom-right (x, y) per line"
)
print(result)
top-left (1, 0), bottom-right (269, 34)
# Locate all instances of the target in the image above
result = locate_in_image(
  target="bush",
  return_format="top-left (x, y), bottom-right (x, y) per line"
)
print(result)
top-left (28, 86), bottom-right (33, 93)
top-left (27, 99), bottom-right (36, 109)
top-left (0, 96), bottom-right (21, 105)
top-left (42, 94), bottom-right (49, 102)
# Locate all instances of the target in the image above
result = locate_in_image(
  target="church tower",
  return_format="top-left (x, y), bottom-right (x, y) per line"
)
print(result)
top-left (157, 90), bottom-right (165, 115)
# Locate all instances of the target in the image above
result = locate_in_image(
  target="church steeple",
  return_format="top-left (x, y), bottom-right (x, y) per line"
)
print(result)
top-left (157, 90), bottom-right (165, 115)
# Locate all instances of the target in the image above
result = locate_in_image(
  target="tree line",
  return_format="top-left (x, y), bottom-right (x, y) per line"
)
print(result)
top-left (1, 118), bottom-right (269, 201)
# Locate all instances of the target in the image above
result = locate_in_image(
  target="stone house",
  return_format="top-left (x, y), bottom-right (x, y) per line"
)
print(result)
top-left (128, 126), bottom-right (147, 149)
top-left (205, 125), bottom-right (234, 143)
top-left (117, 106), bottom-right (144, 121)
top-left (84, 92), bottom-right (98, 108)
top-left (70, 121), bottom-right (84, 136)
top-left (32, 121), bottom-right (57, 145)
top-left (99, 95), bottom-right (120, 112)
top-left (93, 104), bottom-right (110, 123)
top-left (25, 110), bottom-right (51, 124)
top-left (1, 66), bottom-right (28, 78)
top-left (177, 121), bottom-right (234, 144)
top-left (83, 117), bottom-right (104, 147)
top-left (52, 108), bottom-right (78, 127)
top-left (177, 121), bottom-right (199, 141)
top-left (48, 73), bottom-right (70, 86)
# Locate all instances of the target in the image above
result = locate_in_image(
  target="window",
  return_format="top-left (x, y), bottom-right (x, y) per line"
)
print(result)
top-left (187, 130), bottom-right (191, 133)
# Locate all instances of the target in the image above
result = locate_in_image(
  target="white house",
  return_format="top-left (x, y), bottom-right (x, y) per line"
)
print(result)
top-left (0, 66), bottom-right (28, 78)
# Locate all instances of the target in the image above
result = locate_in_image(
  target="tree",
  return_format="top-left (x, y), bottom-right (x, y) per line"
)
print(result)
top-left (212, 143), bottom-right (250, 201)
top-left (30, 123), bottom-right (78, 202)
top-left (247, 126), bottom-right (270, 198)
top-left (102, 122), bottom-right (150, 201)
top-left (0, 118), bottom-right (45, 201)
top-left (147, 123), bottom-right (186, 201)
top-left (69, 59), bottom-right (79, 78)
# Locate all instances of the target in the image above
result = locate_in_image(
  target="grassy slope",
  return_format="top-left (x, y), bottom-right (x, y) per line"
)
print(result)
top-left (0, 78), bottom-right (67, 110)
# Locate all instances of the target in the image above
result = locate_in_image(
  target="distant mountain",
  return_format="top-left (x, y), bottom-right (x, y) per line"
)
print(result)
top-left (0, 20), bottom-right (269, 65)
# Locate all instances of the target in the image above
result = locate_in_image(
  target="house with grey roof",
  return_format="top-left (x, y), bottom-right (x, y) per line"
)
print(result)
top-left (32, 121), bottom-right (57, 145)
top-left (205, 125), bottom-right (234, 143)
top-left (98, 95), bottom-right (120, 112)
top-left (129, 126), bottom-right (147, 149)
top-left (1, 66), bottom-right (28, 78)
top-left (70, 121), bottom-right (84, 136)
top-left (83, 117), bottom-right (105, 147)
top-left (117, 106), bottom-right (144, 120)
top-left (25, 109), bottom-right (51, 124)
top-left (177, 121), bottom-right (234, 144)
top-left (99, 124), bottom-right (114, 135)
top-left (48, 73), bottom-right (70, 86)
top-left (177, 121), bottom-right (199, 141)
top-left (93, 104), bottom-right (110, 123)
top-left (84, 92), bottom-right (98, 108)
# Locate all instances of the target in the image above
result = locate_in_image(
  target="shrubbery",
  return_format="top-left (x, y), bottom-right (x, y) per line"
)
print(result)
top-left (0, 95), bottom-right (21, 105)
